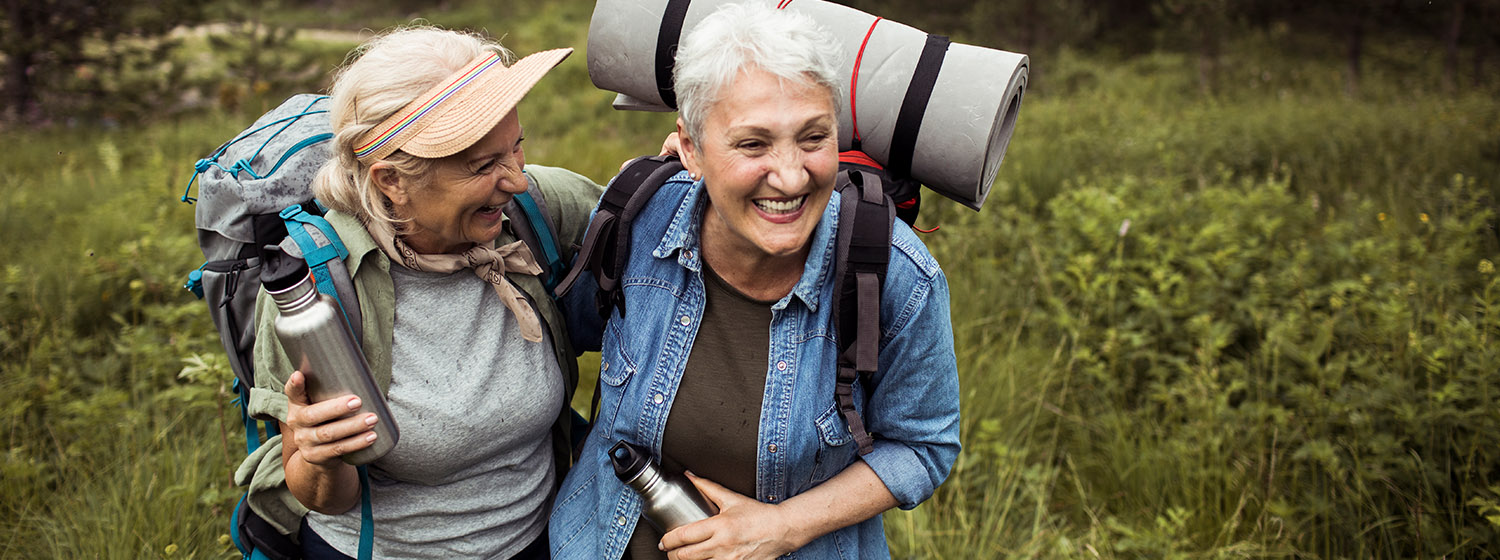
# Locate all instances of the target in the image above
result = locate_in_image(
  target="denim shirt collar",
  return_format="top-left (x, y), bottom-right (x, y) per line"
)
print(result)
top-left (654, 178), bottom-right (842, 313)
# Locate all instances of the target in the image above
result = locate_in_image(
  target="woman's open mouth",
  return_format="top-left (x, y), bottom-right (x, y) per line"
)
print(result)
top-left (476, 204), bottom-right (504, 220)
top-left (753, 195), bottom-right (807, 216)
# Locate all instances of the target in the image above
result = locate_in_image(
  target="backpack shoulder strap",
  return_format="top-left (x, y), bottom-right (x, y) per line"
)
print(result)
top-left (277, 203), bottom-right (362, 339)
top-left (832, 167), bottom-right (895, 456)
top-left (274, 204), bottom-right (376, 560)
top-left (554, 155), bottom-right (684, 319)
top-left (506, 172), bottom-right (566, 293)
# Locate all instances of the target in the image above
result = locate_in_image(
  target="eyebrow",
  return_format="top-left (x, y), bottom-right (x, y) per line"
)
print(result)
top-left (726, 116), bottom-right (835, 137)
top-left (465, 129), bottom-right (525, 165)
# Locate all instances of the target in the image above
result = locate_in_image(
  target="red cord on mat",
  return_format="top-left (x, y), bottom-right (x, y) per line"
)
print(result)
top-left (838, 150), bottom-right (883, 168)
top-left (851, 17), bottom-right (883, 144)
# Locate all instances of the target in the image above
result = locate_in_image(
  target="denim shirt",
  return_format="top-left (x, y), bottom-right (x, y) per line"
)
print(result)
top-left (550, 173), bottom-right (960, 559)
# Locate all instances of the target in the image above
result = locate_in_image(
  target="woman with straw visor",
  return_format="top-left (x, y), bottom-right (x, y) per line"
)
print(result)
top-left (248, 27), bottom-right (602, 559)
top-left (550, 3), bottom-right (961, 559)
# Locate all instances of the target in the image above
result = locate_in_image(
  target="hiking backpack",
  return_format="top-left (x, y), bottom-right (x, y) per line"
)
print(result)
top-left (180, 94), bottom-right (568, 560)
top-left (554, 152), bottom-right (916, 455)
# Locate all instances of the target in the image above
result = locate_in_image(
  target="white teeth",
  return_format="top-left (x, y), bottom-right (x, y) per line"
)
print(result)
top-left (754, 196), bottom-right (806, 214)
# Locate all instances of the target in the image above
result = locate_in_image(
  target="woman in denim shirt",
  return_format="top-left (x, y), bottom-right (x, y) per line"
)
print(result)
top-left (552, 3), bottom-right (960, 558)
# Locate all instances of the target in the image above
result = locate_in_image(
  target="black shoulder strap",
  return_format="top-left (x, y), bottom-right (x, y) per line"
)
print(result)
top-left (554, 155), bottom-right (685, 320)
top-left (832, 167), bottom-right (894, 456)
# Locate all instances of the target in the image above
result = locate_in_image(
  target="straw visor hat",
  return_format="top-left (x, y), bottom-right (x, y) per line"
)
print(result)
top-left (353, 48), bottom-right (572, 165)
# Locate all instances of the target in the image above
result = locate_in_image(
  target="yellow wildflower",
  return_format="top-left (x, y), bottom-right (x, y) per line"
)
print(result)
top-left (1480, 259), bottom-right (1495, 275)
top-left (1420, 213), bottom-right (1429, 223)
top-left (1377, 212), bottom-right (1387, 222)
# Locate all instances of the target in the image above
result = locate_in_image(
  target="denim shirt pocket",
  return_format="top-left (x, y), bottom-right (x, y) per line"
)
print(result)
top-left (811, 402), bottom-right (856, 484)
top-left (596, 320), bottom-right (641, 438)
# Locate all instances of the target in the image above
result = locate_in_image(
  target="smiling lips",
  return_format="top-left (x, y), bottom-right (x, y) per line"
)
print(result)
top-left (754, 195), bottom-right (807, 215)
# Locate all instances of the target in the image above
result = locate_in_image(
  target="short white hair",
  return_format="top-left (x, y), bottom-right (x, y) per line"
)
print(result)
top-left (673, 2), bottom-right (844, 140)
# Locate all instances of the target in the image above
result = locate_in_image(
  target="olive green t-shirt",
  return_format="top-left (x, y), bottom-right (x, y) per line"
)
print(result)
top-left (626, 263), bottom-right (774, 559)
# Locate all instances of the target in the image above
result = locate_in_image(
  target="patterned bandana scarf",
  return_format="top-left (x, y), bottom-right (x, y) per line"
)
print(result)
top-left (363, 216), bottom-right (546, 343)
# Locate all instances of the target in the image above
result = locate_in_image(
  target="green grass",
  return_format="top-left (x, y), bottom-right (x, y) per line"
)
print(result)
top-left (3, 6), bottom-right (1499, 559)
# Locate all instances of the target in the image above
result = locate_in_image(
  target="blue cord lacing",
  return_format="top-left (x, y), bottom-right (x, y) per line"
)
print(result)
top-left (180, 96), bottom-right (330, 204)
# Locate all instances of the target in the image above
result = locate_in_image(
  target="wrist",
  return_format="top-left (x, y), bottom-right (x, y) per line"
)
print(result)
top-left (773, 503), bottom-right (814, 553)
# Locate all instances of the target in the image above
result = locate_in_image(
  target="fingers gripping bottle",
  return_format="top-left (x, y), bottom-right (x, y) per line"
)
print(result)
top-left (610, 441), bottom-right (718, 532)
top-left (262, 247), bottom-right (398, 465)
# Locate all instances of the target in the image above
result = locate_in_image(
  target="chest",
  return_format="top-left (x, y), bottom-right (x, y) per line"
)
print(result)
top-left (377, 266), bottom-right (563, 484)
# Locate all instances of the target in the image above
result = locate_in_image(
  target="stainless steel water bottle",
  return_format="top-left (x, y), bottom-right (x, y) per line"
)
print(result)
top-left (610, 441), bottom-right (718, 532)
top-left (263, 247), bottom-right (398, 465)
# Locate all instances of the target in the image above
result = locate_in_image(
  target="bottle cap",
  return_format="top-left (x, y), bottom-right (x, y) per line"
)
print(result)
top-left (609, 441), bottom-right (651, 482)
top-left (260, 245), bottom-right (311, 293)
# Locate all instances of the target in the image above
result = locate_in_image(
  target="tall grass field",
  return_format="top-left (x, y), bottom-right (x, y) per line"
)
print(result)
top-left (3, 2), bottom-right (1499, 558)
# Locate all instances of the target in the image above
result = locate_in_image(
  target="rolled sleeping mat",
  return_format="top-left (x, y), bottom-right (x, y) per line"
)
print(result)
top-left (587, 0), bottom-right (1028, 210)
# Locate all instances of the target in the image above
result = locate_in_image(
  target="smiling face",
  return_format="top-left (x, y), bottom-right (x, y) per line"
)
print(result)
top-left (376, 109), bottom-right (528, 254)
top-left (680, 67), bottom-right (839, 269)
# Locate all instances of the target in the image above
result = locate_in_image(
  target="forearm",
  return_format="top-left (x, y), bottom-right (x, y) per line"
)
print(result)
top-left (777, 460), bottom-right (898, 550)
top-left (279, 421), bottom-right (362, 514)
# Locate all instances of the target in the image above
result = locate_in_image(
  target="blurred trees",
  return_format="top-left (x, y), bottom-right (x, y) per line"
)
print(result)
top-left (2, 0), bottom-right (1497, 127)
top-left (842, 0), bottom-right (1500, 96)
top-left (0, 0), bottom-right (205, 124)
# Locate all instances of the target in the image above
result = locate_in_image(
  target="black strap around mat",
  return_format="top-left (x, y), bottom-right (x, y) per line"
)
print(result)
top-left (887, 34), bottom-right (950, 178)
top-left (654, 0), bottom-right (693, 109)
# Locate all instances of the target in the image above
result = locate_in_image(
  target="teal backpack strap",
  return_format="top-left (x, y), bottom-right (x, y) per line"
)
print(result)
top-left (279, 204), bottom-right (362, 334)
top-left (279, 203), bottom-right (375, 560)
top-left (357, 465), bottom-right (375, 559)
top-left (506, 172), bottom-right (566, 293)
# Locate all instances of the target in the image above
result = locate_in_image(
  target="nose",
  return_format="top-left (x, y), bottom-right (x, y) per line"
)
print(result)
top-left (765, 147), bottom-right (809, 192)
top-left (497, 165), bottom-right (528, 195)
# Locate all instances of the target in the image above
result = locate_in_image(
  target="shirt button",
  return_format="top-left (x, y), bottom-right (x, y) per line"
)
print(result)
top-left (767, 444), bottom-right (778, 453)
top-left (769, 495), bottom-right (778, 501)
top-left (679, 315), bottom-right (691, 326)
top-left (683, 249), bottom-right (694, 260)
top-left (616, 516), bottom-right (627, 526)
top-left (653, 393), bottom-right (664, 405)
top-left (776, 360), bottom-right (788, 371)
top-left (602, 362), bottom-right (610, 372)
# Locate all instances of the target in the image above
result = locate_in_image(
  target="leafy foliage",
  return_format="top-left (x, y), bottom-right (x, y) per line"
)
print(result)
top-left (2, 2), bottom-right (1498, 559)
top-left (886, 39), bottom-right (1500, 558)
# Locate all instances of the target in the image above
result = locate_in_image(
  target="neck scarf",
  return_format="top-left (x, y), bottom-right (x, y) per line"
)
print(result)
top-left (363, 216), bottom-right (546, 343)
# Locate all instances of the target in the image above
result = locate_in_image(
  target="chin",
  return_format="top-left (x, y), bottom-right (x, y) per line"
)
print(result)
top-left (757, 233), bottom-right (815, 258)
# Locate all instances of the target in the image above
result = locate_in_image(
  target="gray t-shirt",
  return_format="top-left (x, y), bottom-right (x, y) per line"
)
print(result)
top-left (308, 263), bottom-right (563, 559)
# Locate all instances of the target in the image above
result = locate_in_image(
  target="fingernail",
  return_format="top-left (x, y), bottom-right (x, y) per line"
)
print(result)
top-left (347, 397), bottom-right (361, 410)
top-left (365, 414), bottom-right (378, 426)
top-left (658, 541), bottom-right (665, 551)
top-left (366, 433), bottom-right (378, 442)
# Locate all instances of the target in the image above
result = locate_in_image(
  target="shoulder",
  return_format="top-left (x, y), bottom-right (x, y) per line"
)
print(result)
top-left (525, 164), bottom-right (606, 204)
top-left (523, 164), bottom-right (607, 246)
top-left (887, 224), bottom-right (943, 282)
top-left (877, 223), bottom-right (947, 336)
top-left (325, 210), bottom-right (372, 244)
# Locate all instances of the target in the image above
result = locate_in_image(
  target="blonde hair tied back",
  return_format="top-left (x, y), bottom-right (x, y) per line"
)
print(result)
top-left (312, 25), bottom-right (515, 227)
